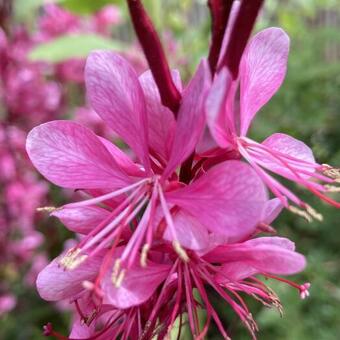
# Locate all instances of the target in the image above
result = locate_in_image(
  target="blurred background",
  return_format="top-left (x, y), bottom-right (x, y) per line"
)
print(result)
top-left (0, 0), bottom-right (339, 339)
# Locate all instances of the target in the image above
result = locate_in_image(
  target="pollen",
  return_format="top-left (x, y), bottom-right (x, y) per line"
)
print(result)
top-left (288, 206), bottom-right (312, 223)
top-left (325, 184), bottom-right (340, 192)
top-left (141, 243), bottom-right (150, 267)
top-left (59, 248), bottom-right (87, 270)
top-left (322, 164), bottom-right (340, 182)
top-left (172, 240), bottom-right (189, 262)
top-left (306, 204), bottom-right (323, 222)
top-left (36, 206), bottom-right (58, 213)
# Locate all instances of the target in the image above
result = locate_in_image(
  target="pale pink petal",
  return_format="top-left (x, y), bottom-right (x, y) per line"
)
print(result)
top-left (262, 198), bottom-right (284, 225)
top-left (163, 60), bottom-right (211, 178)
top-left (138, 70), bottom-right (180, 161)
top-left (103, 262), bottom-right (170, 309)
top-left (240, 28), bottom-right (290, 136)
top-left (36, 252), bottom-right (102, 301)
top-left (163, 210), bottom-right (210, 251)
top-left (85, 51), bottom-right (150, 170)
top-left (260, 133), bottom-right (316, 179)
top-left (166, 160), bottom-right (268, 241)
top-left (205, 67), bottom-right (232, 148)
top-left (52, 206), bottom-right (110, 234)
top-left (212, 237), bottom-right (305, 282)
top-left (26, 121), bottom-right (131, 189)
top-left (99, 136), bottom-right (145, 177)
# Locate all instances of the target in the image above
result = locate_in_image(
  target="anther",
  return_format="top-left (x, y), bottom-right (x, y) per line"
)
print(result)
top-left (115, 269), bottom-right (126, 288)
top-left (141, 243), bottom-right (150, 267)
top-left (37, 206), bottom-right (58, 213)
top-left (172, 240), bottom-right (189, 262)
top-left (288, 205), bottom-right (312, 223)
top-left (325, 184), bottom-right (340, 192)
top-left (59, 248), bottom-right (87, 270)
top-left (306, 204), bottom-right (323, 222)
top-left (322, 164), bottom-right (340, 182)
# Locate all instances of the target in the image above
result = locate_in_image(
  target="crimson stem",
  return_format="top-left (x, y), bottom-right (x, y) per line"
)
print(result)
top-left (207, 0), bottom-right (234, 76)
top-left (219, 0), bottom-right (264, 79)
top-left (126, 0), bottom-right (181, 115)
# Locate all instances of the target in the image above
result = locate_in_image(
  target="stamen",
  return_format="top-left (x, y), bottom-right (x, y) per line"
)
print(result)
top-left (325, 184), bottom-right (340, 192)
top-left (140, 243), bottom-right (150, 267)
top-left (59, 248), bottom-right (87, 270)
top-left (306, 204), bottom-right (323, 222)
top-left (322, 164), bottom-right (340, 182)
top-left (173, 240), bottom-right (189, 262)
top-left (37, 206), bottom-right (58, 213)
top-left (288, 205), bottom-right (312, 223)
top-left (114, 269), bottom-right (126, 288)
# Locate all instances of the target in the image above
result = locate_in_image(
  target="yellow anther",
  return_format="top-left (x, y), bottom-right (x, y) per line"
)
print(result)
top-left (172, 240), bottom-right (189, 262)
top-left (141, 244), bottom-right (150, 267)
top-left (111, 259), bottom-right (121, 284)
top-left (322, 164), bottom-right (340, 182)
top-left (306, 205), bottom-right (323, 222)
top-left (59, 248), bottom-right (87, 270)
top-left (288, 206), bottom-right (312, 223)
top-left (325, 185), bottom-right (340, 192)
top-left (37, 206), bottom-right (58, 213)
top-left (114, 269), bottom-right (126, 288)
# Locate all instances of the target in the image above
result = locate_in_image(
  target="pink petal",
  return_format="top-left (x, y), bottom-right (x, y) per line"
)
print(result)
top-left (52, 206), bottom-right (110, 234)
top-left (261, 133), bottom-right (316, 179)
top-left (166, 160), bottom-right (268, 241)
top-left (103, 262), bottom-right (170, 309)
top-left (212, 237), bottom-right (305, 282)
top-left (262, 198), bottom-right (284, 225)
top-left (36, 252), bottom-right (102, 301)
top-left (99, 136), bottom-right (145, 177)
top-left (163, 210), bottom-right (210, 251)
top-left (138, 70), bottom-right (180, 161)
top-left (205, 67), bottom-right (232, 148)
top-left (26, 121), bottom-right (131, 189)
top-left (240, 28), bottom-right (290, 136)
top-left (163, 60), bottom-right (211, 178)
top-left (85, 51), bottom-right (150, 171)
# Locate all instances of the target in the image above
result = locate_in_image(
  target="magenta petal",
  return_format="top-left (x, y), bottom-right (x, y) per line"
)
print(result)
top-left (139, 70), bottom-right (179, 161)
top-left (36, 252), bottom-right (102, 301)
top-left (99, 136), bottom-right (145, 177)
top-left (213, 237), bottom-right (305, 282)
top-left (261, 133), bottom-right (316, 179)
top-left (163, 60), bottom-right (211, 178)
top-left (163, 210), bottom-right (210, 250)
top-left (52, 206), bottom-right (110, 234)
top-left (85, 51), bottom-right (150, 170)
top-left (240, 28), bottom-right (290, 136)
top-left (262, 198), bottom-right (284, 225)
top-left (103, 262), bottom-right (170, 309)
top-left (166, 160), bottom-right (268, 241)
top-left (26, 121), bottom-right (131, 189)
top-left (205, 67), bottom-right (232, 148)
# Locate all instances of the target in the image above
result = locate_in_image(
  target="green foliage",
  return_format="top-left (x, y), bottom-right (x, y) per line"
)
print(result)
top-left (29, 34), bottom-right (127, 63)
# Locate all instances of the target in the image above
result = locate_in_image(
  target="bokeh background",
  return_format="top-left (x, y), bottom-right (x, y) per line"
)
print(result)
top-left (0, 0), bottom-right (339, 339)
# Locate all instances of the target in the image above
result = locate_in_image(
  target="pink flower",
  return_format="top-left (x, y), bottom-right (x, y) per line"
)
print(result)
top-left (27, 51), bottom-right (268, 312)
top-left (206, 27), bottom-right (340, 220)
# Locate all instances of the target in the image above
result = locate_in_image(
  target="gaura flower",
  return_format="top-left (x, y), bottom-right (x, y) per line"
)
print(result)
top-left (27, 51), bottom-right (268, 286)
top-left (206, 27), bottom-right (340, 221)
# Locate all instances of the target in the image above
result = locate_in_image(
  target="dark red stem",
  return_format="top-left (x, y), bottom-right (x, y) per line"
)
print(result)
top-left (219, 0), bottom-right (264, 78)
top-left (207, 0), bottom-right (233, 76)
top-left (126, 0), bottom-right (181, 114)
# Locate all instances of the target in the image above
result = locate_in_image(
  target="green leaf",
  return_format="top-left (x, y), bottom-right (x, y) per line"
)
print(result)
top-left (29, 34), bottom-right (126, 63)
top-left (59, 0), bottom-right (120, 14)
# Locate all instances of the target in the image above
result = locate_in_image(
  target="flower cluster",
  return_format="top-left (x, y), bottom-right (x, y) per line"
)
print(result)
top-left (26, 1), bottom-right (339, 339)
